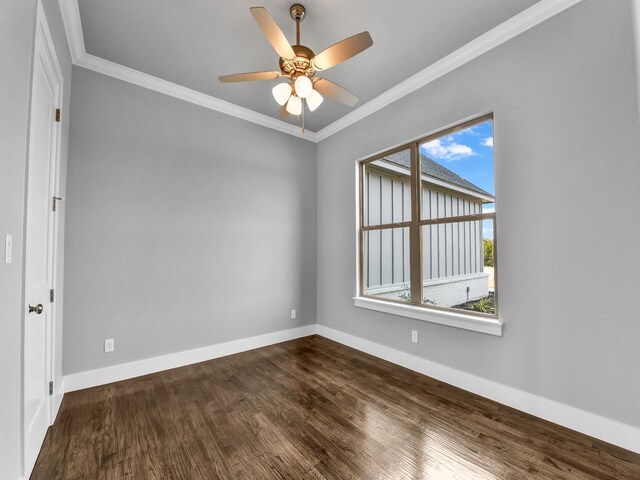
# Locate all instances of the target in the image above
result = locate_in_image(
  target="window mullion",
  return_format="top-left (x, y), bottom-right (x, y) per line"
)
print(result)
top-left (362, 221), bottom-right (412, 232)
top-left (419, 212), bottom-right (495, 227)
top-left (409, 142), bottom-right (422, 305)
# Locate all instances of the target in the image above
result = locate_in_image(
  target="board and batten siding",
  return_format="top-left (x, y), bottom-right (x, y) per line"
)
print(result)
top-left (365, 169), bottom-right (484, 290)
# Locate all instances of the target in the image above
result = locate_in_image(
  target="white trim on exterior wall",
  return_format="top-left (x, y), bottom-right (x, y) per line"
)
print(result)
top-left (63, 325), bottom-right (318, 392)
top-left (317, 325), bottom-right (640, 454)
top-left (370, 159), bottom-right (496, 203)
top-left (56, 0), bottom-right (585, 143)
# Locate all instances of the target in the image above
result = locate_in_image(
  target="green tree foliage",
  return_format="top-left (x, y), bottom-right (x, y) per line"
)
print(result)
top-left (483, 239), bottom-right (494, 267)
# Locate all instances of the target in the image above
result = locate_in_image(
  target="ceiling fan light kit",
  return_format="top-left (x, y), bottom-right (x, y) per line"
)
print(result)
top-left (286, 94), bottom-right (302, 116)
top-left (294, 75), bottom-right (313, 98)
top-left (272, 82), bottom-right (293, 106)
top-left (219, 3), bottom-right (373, 132)
top-left (305, 88), bottom-right (323, 112)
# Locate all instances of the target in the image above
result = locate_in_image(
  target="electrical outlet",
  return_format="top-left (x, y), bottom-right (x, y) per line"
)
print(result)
top-left (104, 338), bottom-right (114, 353)
top-left (291, 309), bottom-right (297, 319)
top-left (411, 330), bottom-right (418, 343)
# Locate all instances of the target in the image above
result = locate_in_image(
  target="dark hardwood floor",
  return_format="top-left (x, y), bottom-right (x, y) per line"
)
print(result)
top-left (32, 335), bottom-right (640, 479)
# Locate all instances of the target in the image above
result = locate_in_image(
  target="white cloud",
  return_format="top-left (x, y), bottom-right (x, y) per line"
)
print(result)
top-left (452, 125), bottom-right (479, 136)
top-left (423, 138), bottom-right (474, 161)
top-left (482, 137), bottom-right (494, 147)
top-left (482, 206), bottom-right (495, 213)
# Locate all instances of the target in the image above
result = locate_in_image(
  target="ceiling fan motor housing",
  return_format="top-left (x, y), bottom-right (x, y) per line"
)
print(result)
top-left (279, 44), bottom-right (316, 79)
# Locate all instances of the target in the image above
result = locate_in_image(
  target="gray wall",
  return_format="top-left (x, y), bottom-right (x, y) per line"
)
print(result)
top-left (316, 0), bottom-right (640, 427)
top-left (63, 68), bottom-right (316, 374)
top-left (0, 1), bottom-right (72, 479)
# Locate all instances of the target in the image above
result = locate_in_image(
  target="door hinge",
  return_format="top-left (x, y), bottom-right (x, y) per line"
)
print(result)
top-left (50, 288), bottom-right (55, 303)
top-left (55, 108), bottom-right (61, 123)
top-left (52, 196), bottom-right (62, 212)
top-left (49, 381), bottom-right (54, 396)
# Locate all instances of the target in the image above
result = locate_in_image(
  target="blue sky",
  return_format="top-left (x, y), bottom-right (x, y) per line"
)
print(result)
top-left (420, 119), bottom-right (495, 239)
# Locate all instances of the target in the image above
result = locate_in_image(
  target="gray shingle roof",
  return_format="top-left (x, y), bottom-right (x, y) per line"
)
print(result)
top-left (383, 150), bottom-right (493, 199)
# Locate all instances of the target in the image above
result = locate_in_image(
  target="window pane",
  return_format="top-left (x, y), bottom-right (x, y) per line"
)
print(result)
top-left (420, 120), bottom-right (495, 220)
top-left (421, 218), bottom-right (495, 315)
top-left (363, 227), bottom-right (411, 303)
top-left (363, 149), bottom-right (411, 226)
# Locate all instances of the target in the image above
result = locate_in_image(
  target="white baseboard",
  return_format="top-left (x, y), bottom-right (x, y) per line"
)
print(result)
top-left (64, 324), bottom-right (318, 392)
top-left (51, 378), bottom-right (64, 424)
top-left (61, 322), bottom-right (639, 454)
top-left (316, 324), bottom-right (640, 454)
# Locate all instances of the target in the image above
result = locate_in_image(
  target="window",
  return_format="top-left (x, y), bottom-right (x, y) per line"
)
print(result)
top-left (358, 114), bottom-right (498, 324)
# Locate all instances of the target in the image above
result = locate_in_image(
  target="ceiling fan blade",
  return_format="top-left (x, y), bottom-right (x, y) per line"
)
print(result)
top-left (250, 7), bottom-right (296, 60)
top-left (312, 31), bottom-right (373, 71)
top-left (218, 71), bottom-right (282, 83)
top-left (279, 104), bottom-right (290, 118)
top-left (313, 78), bottom-right (359, 107)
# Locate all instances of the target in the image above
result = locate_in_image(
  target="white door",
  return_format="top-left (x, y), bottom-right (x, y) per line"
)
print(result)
top-left (24, 8), bottom-right (62, 477)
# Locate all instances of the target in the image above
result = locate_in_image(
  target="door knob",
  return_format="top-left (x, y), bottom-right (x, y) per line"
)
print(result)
top-left (29, 304), bottom-right (44, 314)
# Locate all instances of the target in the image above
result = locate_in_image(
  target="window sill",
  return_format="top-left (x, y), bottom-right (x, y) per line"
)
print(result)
top-left (353, 297), bottom-right (503, 336)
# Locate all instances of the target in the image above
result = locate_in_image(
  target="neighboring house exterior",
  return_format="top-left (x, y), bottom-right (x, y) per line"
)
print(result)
top-left (364, 151), bottom-right (495, 307)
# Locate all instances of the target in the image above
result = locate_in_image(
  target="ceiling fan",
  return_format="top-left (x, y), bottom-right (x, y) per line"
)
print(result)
top-left (219, 4), bottom-right (373, 130)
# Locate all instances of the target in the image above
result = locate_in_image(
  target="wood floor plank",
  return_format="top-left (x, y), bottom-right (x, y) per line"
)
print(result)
top-left (32, 336), bottom-right (640, 479)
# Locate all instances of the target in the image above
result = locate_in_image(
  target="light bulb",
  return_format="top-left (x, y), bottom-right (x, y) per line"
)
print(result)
top-left (294, 75), bottom-right (313, 98)
top-left (305, 88), bottom-right (323, 112)
top-left (272, 83), bottom-right (292, 106)
top-left (286, 95), bottom-right (302, 115)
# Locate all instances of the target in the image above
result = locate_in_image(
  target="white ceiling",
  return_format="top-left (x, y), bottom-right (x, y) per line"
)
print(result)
top-left (76, 0), bottom-right (541, 132)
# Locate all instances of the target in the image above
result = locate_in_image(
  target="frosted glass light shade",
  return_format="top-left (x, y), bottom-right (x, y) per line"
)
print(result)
top-left (305, 88), bottom-right (323, 112)
top-left (286, 95), bottom-right (302, 115)
top-left (272, 83), bottom-right (292, 106)
top-left (294, 75), bottom-right (313, 98)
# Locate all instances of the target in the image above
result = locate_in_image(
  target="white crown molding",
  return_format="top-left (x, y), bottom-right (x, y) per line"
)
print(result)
top-left (57, 0), bottom-right (85, 62)
top-left (63, 324), bottom-right (317, 392)
top-left (57, 0), bottom-right (584, 141)
top-left (317, 325), bottom-right (640, 454)
top-left (56, 0), bottom-right (318, 141)
top-left (313, 0), bottom-right (585, 141)
top-left (75, 53), bottom-right (318, 141)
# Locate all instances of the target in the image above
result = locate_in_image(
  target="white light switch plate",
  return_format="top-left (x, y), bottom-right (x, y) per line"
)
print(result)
top-left (5, 235), bottom-right (12, 264)
top-left (104, 338), bottom-right (114, 353)
top-left (291, 309), bottom-right (297, 319)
